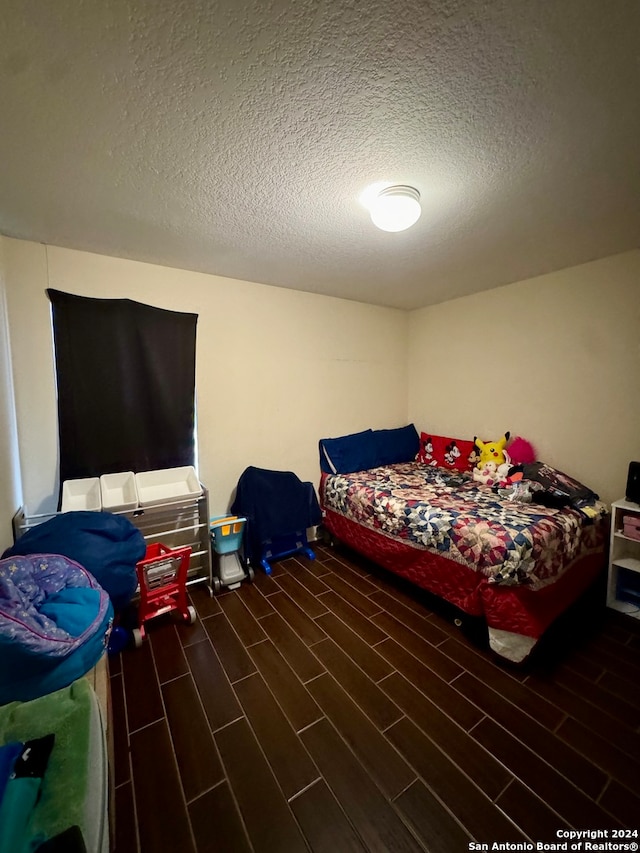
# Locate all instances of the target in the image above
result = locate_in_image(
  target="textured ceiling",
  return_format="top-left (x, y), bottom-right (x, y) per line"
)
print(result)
top-left (1, 0), bottom-right (639, 310)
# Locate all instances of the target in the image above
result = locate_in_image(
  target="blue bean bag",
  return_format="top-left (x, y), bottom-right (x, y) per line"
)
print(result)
top-left (3, 511), bottom-right (144, 610)
top-left (0, 554), bottom-right (113, 705)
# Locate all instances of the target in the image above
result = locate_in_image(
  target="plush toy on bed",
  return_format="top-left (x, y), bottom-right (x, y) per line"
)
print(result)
top-left (474, 459), bottom-right (511, 486)
top-left (474, 432), bottom-right (510, 468)
top-left (506, 436), bottom-right (536, 466)
top-left (472, 432), bottom-right (511, 486)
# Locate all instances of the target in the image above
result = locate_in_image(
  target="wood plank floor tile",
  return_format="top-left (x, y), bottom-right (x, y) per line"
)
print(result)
top-left (600, 615), bottom-right (636, 644)
top-left (579, 641), bottom-right (640, 684)
top-left (456, 634), bottom-right (540, 684)
top-left (369, 588), bottom-right (448, 646)
top-left (315, 610), bottom-right (395, 682)
top-left (289, 779), bottom-right (367, 852)
top-left (598, 779), bottom-right (640, 828)
top-left (557, 653), bottom-right (604, 682)
top-left (281, 559), bottom-right (331, 596)
top-left (297, 554), bottom-right (332, 578)
top-left (439, 638), bottom-right (564, 729)
top-left (121, 641), bottom-right (164, 732)
top-left (307, 672), bottom-right (416, 799)
top-left (471, 717), bottom-right (618, 829)
top-left (259, 611), bottom-right (326, 682)
top-left (251, 565), bottom-right (281, 593)
top-left (218, 590), bottom-right (268, 646)
top-left (130, 719), bottom-right (196, 853)
top-left (525, 672), bottom-right (640, 754)
top-left (325, 559), bottom-right (381, 597)
top-left (189, 585), bottom-right (222, 618)
top-left (380, 672), bottom-right (510, 799)
top-left (268, 590), bottom-right (328, 645)
top-left (203, 611), bottom-right (257, 682)
top-left (308, 544), bottom-right (332, 564)
top-left (311, 637), bottom-right (403, 730)
top-left (236, 578), bottom-right (277, 619)
top-left (215, 717), bottom-right (308, 853)
top-left (553, 665), bottom-right (640, 727)
top-left (176, 612), bottom-right (208, 646)
top-left (188, 782), bottom-right (252, 853)
top-left (372, 611), bottom-right (462, 682)
top-left (597, 669), bottom-right (640, 710)
top-left (382, 580), bottom-right (437, 617)
top-left (110, 673), bottom-right (130, 786)
top-left (113, 781), bottom-right (138, 853)
top-left (453, 672), bottom-right (608, 799)
top-left (115, 541), bottom-right (640, 852)
top-left (183, 639), bottom-right (243, 731)
top-left (233, 672), bottom-right (320, 800)
top-left (320, 572), bottom-right (385, 617)
top-left (495, 779), bottom-right (571, 842)
top-left (149, 622), bottom-right (189, 683)
top-left (246, 639), bottom-right (323, 731)
top-left (386, 716), bottom-right (523, 843)
top-left (590, 633), bottom-right (640, 671)
top-left (274, 572), bottom-right (330, 618)
top-left (317, 590), bottom-right (388, 645)
top-left (321, 555), bottom-right (357, 574)
top-left (162, 674), bottom-right (224, 802)
top-left (556, 715), bottom-right (640, 794)
top-left (394, 778), bottom-right (471, 853)
top-left (375, 638), bottom-right (484, 731)
top-left (300, 718), bottom-right (424, 853)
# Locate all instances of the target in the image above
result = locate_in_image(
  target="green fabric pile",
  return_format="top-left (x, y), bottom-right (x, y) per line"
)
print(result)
top-left (0, 678), bottom-right (93, 850)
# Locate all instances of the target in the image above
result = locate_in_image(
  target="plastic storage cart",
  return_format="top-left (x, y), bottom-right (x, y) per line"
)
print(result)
top-left (210, 516), bottom-right (254, 592)
top-left (13, 486), bottom-right (213, 594)
top-left (132, 542), bottom-right (196, 646)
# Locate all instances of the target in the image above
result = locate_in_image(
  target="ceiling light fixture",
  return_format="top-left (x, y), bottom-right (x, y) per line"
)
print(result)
top-left (369, 185), bottom-right (421, 232)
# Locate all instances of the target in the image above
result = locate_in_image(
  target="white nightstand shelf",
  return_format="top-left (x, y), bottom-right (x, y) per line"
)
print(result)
top-left (607, 499), bottom-right (640, 619)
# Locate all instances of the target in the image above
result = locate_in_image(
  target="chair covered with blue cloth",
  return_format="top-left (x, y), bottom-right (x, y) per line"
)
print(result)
top-left (230, 466), bottom-right (322, 574)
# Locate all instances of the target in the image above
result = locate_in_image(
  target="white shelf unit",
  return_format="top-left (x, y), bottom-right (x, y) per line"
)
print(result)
top-left (607, 498), bottom-right (640, 619)
top-left (12, 486), bottom-right (212, 593)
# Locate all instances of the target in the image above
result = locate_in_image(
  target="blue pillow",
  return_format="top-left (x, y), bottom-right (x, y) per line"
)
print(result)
top-left (319, 429), bottom-right (380, 474)
top-left (373, 424), bottom-right (420, 466)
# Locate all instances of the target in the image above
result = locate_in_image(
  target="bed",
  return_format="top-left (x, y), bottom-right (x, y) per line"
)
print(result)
top-left (318, 427), bottom-right (608, 662)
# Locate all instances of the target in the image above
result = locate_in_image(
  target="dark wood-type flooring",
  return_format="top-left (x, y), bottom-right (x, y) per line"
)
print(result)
top-left (110, 543), bottom-right (640, 852)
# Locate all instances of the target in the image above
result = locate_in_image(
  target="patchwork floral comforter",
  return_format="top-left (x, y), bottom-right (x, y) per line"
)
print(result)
top-left (321, 462), bottom-right (604, 589)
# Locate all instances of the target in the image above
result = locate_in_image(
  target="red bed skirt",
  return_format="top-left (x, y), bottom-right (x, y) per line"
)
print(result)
top-left (323, 508), bottom-right (605, 642)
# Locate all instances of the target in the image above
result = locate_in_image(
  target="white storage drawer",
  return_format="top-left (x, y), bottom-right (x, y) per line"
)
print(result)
top-left (135, 466), bottom-right (202, 507)
top-left (100, 472), bottom-right (138, 511)
top-left (61, 478), bottom-right (102, 512)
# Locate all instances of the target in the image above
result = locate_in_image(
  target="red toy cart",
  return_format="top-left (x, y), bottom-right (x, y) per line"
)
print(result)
top-left (132, 542), bottom-right (196, 647)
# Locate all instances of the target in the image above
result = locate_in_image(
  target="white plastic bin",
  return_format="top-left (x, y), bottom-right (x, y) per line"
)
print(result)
top-left (100, 471), bottom-right (138, 512)
top-left (135, 466), bottom-right (202, 507)
top-left (61, 478), bottom-right (102, 512)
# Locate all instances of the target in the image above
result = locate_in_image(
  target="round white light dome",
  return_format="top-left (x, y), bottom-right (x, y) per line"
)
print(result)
top-left (369, 185), bottom-right (421, 232)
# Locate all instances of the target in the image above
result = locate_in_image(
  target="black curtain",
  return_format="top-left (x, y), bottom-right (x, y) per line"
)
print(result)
top-left (48, 290), bottom-right (198, 505)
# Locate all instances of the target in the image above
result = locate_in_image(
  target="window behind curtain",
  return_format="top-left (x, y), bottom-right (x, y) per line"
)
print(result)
top-left (48, 289), bottom-right (198, 508)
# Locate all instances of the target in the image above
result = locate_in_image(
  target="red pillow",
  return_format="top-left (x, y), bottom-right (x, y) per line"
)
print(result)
top-left (419, 432), bottom-right (476, 472)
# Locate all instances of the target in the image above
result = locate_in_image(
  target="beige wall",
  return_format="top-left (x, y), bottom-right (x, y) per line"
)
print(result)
top-left (0, 238), bottom-right (22, 551)
top-left (4, 238), bottom-right (409, 516)
top-left (408, 250), bottom-right (640, 506)
top-left (4, 237), bottom-right (638, 523)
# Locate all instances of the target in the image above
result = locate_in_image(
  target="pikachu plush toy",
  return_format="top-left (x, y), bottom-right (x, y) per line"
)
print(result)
top-left (472, 432), bottom-right (511, 485)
